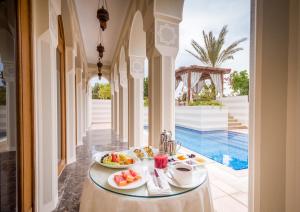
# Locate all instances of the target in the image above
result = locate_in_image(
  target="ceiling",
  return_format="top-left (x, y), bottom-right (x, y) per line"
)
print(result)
top-left (74, 0), bottom-right (130, 66)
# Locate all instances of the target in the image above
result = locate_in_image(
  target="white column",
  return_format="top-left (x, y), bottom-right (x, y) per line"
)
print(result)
top-left (87, 82), bottom-right (92, 128)
top-left (114, 66), bottom-right (120, 135)
top-left (147, 19), bottom-right (180, 147)
top-left (35, 30), bottom-right (59, 211)
top-left (128, 56), bottom-right (144, 147)
top-left (111, 78), bottom-right (115, 131)
top-left (119, 68), bottom-right (128, 142)
top-left (65, 46), bottom-right (76, 164)
top-left (82, 80), bottom-right (86, 137)
top-left (76, 68), bottom-right (83, 146)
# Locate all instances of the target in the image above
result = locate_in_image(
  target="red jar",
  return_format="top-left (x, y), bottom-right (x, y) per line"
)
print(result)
top-left (154, 154), bottom-right (168, 169)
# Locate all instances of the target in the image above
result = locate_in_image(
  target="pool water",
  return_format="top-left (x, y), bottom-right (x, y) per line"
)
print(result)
top-left (175, 126), bottom-right (248, 170)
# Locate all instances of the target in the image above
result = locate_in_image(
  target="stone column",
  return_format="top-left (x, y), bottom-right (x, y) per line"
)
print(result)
top-left (81, 72), bottom-right (86, 137)
top-left (128, 56), bottom-right (145, 147)
top-left (76, 67), bottom-right (83, 146)
top-left (110, 75), bottom-right (115, 131)
top-left (119, 66), bottom-right (128, 142)
top-left (114, 66), bottom-right (120, 135)
top-left (65, 46), bottom-right (76, 163)
top-left (146, 9), bottom-right (182, 147)
top-left (87, 81), bottom-right (92, 128)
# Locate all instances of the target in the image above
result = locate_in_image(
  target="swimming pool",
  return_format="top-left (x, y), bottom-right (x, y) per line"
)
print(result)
top-left (175, 126), bottom-right (248, 170)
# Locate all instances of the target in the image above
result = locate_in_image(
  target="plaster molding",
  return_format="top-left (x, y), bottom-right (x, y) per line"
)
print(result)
top-left (119, 70), bottom-right (128, 88)
top-left (130, 56), bottom-right (145, 79)
top-left (156, 20), bottom-right (178, 47)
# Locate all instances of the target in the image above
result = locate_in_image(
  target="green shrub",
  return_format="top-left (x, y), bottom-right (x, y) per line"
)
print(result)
top-left (188, 100), bottom-right (222, 106)
top-left (230, 70), bottom-right (249, 95)
top-left (98, 83), bottom-right (111, 99)
top-left (144, 97), bottom-right (149, 107)
top-left (92, 83), bottom-right (111, 99)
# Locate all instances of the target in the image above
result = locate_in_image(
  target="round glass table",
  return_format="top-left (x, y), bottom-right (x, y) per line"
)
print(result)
top-left (89, 159), bottom-right (207, 198)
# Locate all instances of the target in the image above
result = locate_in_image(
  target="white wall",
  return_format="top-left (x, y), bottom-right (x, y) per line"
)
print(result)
top-left (175, 106), bottom-right (228, 131)
top-left (220, 96), bottom-right (249, 126)
top-left (144, 106), bottom-right (228, 131)
top-left (91, 99), bottom-right (111, 124)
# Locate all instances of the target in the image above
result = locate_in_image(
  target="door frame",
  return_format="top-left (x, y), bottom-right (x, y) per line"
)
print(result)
top-left (17, 0), bottom-right (34, 211)
top-left (57, 15), bottom-right (67, 175)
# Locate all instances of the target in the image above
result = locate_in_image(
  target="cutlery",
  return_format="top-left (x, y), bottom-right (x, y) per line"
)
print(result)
top-left (154, 169), bottom-right (163, 189)
top-left (168, 171), bottom-right (181, 186)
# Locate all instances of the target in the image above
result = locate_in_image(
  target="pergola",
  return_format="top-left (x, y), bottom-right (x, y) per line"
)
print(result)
top-left (175, 65), bottom-right (231, 102)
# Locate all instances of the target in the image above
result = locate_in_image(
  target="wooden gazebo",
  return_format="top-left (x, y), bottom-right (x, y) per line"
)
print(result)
top-left (175, 65), bottom-right (231, 102)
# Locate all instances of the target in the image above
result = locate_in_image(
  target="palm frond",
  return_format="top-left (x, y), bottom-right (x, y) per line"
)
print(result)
top-left (186, 25), bottom-right (247, 67)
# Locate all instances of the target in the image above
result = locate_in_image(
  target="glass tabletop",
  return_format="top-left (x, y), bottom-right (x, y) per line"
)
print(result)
top-left (89, 158), bottom-right (207, 198)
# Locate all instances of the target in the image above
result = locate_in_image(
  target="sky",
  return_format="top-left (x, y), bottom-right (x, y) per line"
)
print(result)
top-left (176, 0), bottom-right (251, 71)
top-left (91, 0), bottom-right (251, 86)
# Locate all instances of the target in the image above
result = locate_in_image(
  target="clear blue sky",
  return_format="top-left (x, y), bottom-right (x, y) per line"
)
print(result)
top-left (176, 0), bottom-right (251, 71)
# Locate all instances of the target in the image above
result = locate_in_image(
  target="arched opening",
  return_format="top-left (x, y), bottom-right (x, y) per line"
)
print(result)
top-left (128, 11), bottom-right (147, 147)
top-left (88, 75), bottom-right (112, 129)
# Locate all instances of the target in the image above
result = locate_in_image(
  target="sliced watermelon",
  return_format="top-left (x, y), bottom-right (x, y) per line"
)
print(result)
top-left (114, 175), bottom-right (127, 186)
top-left (129, 169), bottom-right (137, 177)
top-left (121, 171), bottom-right (128, 179)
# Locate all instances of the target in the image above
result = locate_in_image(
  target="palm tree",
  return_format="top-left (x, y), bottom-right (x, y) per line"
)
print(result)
top-left (186, 25), bottom-right (247, 67)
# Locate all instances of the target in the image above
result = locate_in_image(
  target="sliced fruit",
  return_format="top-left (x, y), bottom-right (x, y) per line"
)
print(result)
top-left (126, 158), bottom-right (134, 165)
top-left (126, 175), bottom-right (135, 182)
top-left (121, 171), bottom-right (128, 179)
top-left (129, 169), bottom-right (137, 177)
top-left (114, 175), bottom-right (127, 186)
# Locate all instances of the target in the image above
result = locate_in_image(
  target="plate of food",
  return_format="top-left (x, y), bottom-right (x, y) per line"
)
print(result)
top-left (108, 169), bottom-right (147, 190)
top-left (132, 146), bottom-right (157, 159)
top-left (95, 152), bottom-right (136, 169)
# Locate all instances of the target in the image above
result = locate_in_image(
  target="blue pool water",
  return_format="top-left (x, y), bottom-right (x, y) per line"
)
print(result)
top-left (175, 126), bottom-right (248, 170)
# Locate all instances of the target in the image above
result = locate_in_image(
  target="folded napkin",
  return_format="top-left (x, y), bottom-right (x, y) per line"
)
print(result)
top-left (147, 169), bottom-right (172, 196)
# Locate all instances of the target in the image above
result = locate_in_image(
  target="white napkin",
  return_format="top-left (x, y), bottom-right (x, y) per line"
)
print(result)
top-left (147, 169), bottom-right (172, 196)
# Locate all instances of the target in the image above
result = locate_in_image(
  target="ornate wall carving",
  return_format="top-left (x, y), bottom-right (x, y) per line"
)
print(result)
top-left (130, 56), bottom-right (145, 79)
top-left (156, 20), bottom-right (178, 48)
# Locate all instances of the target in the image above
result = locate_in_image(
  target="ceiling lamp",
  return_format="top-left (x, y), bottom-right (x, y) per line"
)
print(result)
top-left (97, 0), bottom-right (109, 31)
top-left (97, 43), bottom-right (104, 58)
top-left (97, 60), bottom-right (103, 80)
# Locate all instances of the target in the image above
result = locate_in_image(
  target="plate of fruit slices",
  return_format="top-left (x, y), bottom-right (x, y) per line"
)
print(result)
top-left (95, 152), bottom-right (136, 169)
top-left (107, 169), bottom-right (147, 190)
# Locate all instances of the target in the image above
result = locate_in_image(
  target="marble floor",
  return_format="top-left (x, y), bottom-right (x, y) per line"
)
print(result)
top-left (53, 125), bottom-right (127, 212)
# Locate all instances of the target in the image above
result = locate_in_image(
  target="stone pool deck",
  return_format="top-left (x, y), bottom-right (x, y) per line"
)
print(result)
top-left (181, 147), bottom-right (248, 212)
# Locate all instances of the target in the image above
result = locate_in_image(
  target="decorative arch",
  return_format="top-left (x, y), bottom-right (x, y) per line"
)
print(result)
top-left (119, 46), bottom-right (127, 87)
top-left (127, 10), bottom-right (147, 147)
top-left (129, 11), bottom-right (146, 57)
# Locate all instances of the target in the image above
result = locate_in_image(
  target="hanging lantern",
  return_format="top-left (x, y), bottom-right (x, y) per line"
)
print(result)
top-left (97, 43), bottom-right (105, 58)
top-left (97, 60), bottom-right (103, 80)
top-left (98, 72), bottom-right (102, 80)
top-left (97, 6), bottom-right (109, 31)
top-left (97, 60), bottom-right (103, 70)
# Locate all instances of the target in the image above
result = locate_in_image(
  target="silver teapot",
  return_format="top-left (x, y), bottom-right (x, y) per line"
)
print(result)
top-left (159, 130), bottom-right (181, 155)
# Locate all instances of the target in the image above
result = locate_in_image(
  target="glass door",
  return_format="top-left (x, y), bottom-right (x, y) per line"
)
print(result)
top-left (0, 0), bottom-right (18, 211)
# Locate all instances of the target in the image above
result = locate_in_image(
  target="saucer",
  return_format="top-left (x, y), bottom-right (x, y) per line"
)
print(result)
top-left (165, 169), bottom-right (207, 189)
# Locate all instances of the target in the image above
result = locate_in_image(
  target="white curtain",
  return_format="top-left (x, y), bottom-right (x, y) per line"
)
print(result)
top-left (175, 79), bottom-right (180, 90)
top-left (210, 73), bottom-right (222, 96)
top-left (193, 80), bottom-right (205, 94)
top-left (191, 72), bottom-right (202, 90)
top-left (181, 73), bottom-right (188, 89)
